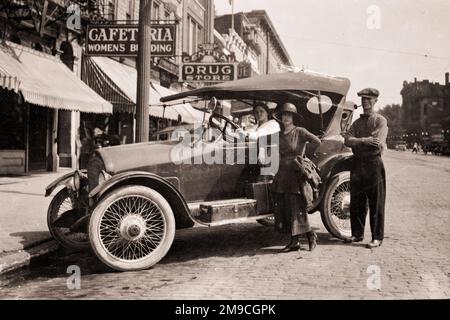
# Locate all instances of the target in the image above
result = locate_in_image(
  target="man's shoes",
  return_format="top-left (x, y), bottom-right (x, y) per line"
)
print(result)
top-left (344, 236), bottom-right (364, 243)
top-left (366, 240), bottom-right (383, 248)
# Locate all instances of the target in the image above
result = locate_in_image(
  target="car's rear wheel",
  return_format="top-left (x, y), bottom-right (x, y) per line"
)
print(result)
top-left (89, 186), bottom-right (175, 271)
top-left (47, 188), bottom-right (90, 251)
top-left (320, 172), bottom-right (352, 239)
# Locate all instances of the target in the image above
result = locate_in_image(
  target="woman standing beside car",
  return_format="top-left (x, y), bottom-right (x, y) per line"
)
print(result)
top-left (271, 103), bottom-right (322, 253)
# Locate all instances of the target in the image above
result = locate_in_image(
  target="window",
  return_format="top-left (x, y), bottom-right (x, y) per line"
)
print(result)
top-left (106, 0), bottom-right (115, 20)
top-left (188, 15), bottom-right (203, 55)
top-left (151, 1), bottom-right (160, 20)
top-left (126, 0), bottom-right (134, 21)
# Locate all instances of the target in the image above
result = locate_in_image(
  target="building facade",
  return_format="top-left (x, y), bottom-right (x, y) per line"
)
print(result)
top-left (80, 0), bottom-right (216, 147)
top-left (214, 10), bottom-right (293, 76)
top-left (0, 0), bottom-right (112, 174)
top-left (400, 73), bottom-right (450, 142)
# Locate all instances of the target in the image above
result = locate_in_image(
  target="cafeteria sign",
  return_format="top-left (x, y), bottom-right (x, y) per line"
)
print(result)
top-left (180, 43), bottom-right (237, 82)
top-left (86, 23), bottom-right (176, 57)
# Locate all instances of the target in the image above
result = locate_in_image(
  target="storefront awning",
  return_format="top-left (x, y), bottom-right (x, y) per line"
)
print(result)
top-left (88, 56), bottom-right (204, 123)
top-left (0, 41), bottom-right (112, 113)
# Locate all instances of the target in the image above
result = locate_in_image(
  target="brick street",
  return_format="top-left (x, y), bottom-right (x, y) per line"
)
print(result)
top-left (1, 150), bottom-right (449, 299)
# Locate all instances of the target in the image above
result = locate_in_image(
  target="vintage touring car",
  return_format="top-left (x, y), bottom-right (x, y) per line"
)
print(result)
top-left (45, 71), bottom-right (356, 271)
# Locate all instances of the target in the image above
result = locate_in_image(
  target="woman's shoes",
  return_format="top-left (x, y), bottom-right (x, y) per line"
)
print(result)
top-left (280, 241), bottom-right (301, 252)
top-left (281, 236), bottom-right (301, 252)
top-left (307, 231), bottom-right (317, 251)
top-left (280, 233), bottom-right (318, 253)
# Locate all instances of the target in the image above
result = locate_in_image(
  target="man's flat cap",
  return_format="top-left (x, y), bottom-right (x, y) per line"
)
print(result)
top-left (357, 88), bottom-right (379, 98)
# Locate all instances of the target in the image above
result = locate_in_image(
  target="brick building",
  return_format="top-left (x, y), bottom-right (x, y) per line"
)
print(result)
top-left (400, 72), bottom-right (450, 141)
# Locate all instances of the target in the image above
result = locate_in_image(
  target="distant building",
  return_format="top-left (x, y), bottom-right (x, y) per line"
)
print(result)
top-left (400, 72), bottom-right (450, 139)
top-left (214, 10), bottom-right (293, 75)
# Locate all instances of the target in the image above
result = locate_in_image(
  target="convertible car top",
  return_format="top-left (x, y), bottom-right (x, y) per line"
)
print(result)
top-left (160, 71), bottom-right (351, 102)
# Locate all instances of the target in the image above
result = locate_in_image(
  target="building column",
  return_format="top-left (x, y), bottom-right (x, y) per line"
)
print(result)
top-left (49, 109), bottom-right (59, 171)
top-left (71, 111), bottom-right (80, 169)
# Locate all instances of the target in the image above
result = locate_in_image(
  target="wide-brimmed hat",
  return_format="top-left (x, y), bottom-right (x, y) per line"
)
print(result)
top-left (273, 102), bottom-right (304, 124)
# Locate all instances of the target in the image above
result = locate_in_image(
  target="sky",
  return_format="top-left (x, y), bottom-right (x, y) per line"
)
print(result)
top-left (214, 0), bottom-right (450, 109)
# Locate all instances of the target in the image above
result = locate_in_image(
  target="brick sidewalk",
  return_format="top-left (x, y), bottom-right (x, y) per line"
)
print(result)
top-left (1, 151), bottom-right (449, 299)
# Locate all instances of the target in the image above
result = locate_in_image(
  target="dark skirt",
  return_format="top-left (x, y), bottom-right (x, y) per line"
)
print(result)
top-left (273, 192), bottom-right (311, 236)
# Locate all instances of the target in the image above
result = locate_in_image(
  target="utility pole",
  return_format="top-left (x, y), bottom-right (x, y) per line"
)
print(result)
top-left (136, 0), bottom-right (152, 143)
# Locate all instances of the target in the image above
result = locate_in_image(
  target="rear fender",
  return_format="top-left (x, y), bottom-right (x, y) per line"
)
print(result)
top-left (89, 171), bottom-right (195, 229)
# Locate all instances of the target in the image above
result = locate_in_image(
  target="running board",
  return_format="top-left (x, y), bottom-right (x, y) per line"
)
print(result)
top-left (188, 198), bottom-right (262, 224)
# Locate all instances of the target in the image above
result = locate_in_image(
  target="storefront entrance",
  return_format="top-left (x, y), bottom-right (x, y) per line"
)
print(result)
top-left (28, 106), bottom-right (51, 171)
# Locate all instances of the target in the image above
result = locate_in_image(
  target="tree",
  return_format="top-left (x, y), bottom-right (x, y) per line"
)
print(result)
top-left (379, 104), bottom-right (403, 133)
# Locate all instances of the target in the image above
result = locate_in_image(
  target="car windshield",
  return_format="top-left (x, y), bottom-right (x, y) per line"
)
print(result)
top-left (187, 90), bottom-right (344, 136)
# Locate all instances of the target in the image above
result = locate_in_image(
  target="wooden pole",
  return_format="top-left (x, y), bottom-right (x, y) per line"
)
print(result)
top-left (136, 0), bottom-right (152, 143)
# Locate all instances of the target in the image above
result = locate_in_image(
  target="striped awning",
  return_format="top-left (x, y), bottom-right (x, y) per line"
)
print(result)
top-left (0, 41), bottom-right (112, 113)
top-left (87, 56), bottom-right (205, 123)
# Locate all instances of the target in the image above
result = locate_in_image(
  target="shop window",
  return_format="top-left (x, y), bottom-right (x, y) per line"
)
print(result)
top-left (0, 89), bottom-right (26, 150)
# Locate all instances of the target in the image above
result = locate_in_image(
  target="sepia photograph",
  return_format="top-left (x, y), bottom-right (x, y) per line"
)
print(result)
top-left (0, 0), bottom-right (449, 306)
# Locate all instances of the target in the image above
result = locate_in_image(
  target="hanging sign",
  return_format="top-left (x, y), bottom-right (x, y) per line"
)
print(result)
top-left (180, 43), bottom-right (238, 82)
top-left (86, 23), bottom-right (176, 57)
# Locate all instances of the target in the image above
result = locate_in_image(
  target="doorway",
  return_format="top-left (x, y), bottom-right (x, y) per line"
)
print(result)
top-left (28, 105), bottom-right (51, 171)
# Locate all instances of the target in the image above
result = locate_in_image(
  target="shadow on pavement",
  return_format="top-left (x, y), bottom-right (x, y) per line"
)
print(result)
top-left (15, 223), bottom-right (352, 280)
top-left (8, 231), bottom-right (52, 250)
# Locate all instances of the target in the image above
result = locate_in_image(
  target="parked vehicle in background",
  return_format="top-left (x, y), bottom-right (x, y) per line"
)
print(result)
top-left (422, 123), bottom-right (449, 155)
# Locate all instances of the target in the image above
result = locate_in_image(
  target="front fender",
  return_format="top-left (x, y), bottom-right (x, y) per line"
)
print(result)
top-left (45, 170), bottom-right (87, 197)
top-left (89, 171), bottom-right (195, 229)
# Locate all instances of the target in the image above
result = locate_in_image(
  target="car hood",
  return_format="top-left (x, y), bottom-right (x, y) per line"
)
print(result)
top-left (96, 140), bottom-right (180, 174)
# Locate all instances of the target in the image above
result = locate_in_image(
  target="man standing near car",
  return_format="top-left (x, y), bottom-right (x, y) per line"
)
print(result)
top-left (343, 88), bottom-right (388, 248)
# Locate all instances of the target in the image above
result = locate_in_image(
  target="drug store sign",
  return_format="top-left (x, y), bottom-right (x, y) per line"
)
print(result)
top-left (180, 44), bottom-right (237, 82)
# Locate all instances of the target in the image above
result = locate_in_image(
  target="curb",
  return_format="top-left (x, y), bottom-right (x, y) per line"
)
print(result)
top-left (0, 240), bottom-right (59, 276)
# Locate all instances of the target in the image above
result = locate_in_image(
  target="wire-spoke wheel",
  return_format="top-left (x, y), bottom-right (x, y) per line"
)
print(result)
top-left (89, 186), bottom-right (175, 271)
top-left (47, 188), bottom-right (90, 251)
top-left (320, 171), bottom-right (352, 239)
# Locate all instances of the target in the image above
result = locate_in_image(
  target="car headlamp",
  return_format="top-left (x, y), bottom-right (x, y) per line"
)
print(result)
top-left (73, 170), bottom-right (81, 190)
top-left (98, 170), bottom-right (112, 185)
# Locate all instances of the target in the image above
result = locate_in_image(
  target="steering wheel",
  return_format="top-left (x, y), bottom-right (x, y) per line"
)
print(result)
top-left (209, 113), bottom-right (240, 141)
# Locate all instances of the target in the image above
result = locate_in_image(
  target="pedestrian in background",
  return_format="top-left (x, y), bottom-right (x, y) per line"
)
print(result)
top-left (271, 103), bottom-right (321, 252)
top-left (344, 88), bottom-right (388, 248)
top-left (412, 142), bottom-right (418, 153)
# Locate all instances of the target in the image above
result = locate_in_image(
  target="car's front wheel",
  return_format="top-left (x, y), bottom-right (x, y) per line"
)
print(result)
top-left (89, 186), bottom-right (175, 271)
top-left (320, 172), bottom-right (352, 239)
top-left (47, 188), bottom-right (90, 251)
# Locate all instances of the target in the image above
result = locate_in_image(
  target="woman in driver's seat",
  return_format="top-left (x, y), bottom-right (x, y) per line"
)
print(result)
top-left (245, 103), bottom-right (280, 141)
top-left (234, 103), bottom-right (280, 170)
